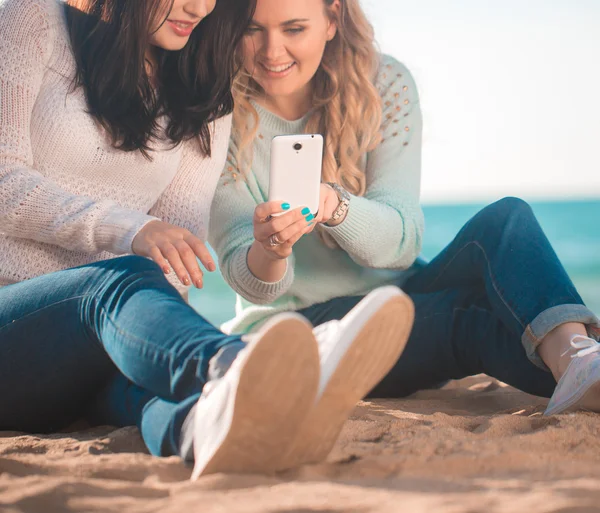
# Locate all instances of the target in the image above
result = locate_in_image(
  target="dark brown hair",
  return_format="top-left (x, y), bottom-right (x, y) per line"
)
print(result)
top-left (65, 0), bottom-right (256, 158)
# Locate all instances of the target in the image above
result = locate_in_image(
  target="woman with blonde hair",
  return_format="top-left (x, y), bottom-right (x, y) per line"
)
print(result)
top-left (210, 0), bottom-right (600, 466)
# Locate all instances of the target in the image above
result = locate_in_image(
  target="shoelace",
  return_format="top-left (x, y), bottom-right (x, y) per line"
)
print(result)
top-left (561, 334), bottom-right (600, 359)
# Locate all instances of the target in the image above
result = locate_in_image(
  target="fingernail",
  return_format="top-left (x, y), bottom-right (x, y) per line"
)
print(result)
top-left (301, 207), bottom-right (310, 215)
top-left (281, 203), bottom-right (291, 210)
top-left (163, 267), bottom-right (170, 274)
top-left (208, 263), bottom-right (216, 272)
top-left (182, 277), bottom-right (190, 286)
top-left (305, 214), bottom-right (314, 222)
top-left (195, 279), bottom-right (203, 288)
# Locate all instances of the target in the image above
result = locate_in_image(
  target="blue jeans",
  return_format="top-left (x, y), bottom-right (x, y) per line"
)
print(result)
top-left (0, 256), bottom-right (244, 457)
top-left (299, 197), bottom-right (600, 398)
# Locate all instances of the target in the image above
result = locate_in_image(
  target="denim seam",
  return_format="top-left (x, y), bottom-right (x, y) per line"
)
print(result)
top-left (420, 240), bottom-right (526, 332)
top-left (0, 295), bottom-right (89, 332)
top-left (98, 304), bottom-right (178, 365)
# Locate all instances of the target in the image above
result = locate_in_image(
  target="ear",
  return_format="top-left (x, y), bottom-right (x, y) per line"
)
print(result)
top-left (326, 0), bottom-right (340, 41)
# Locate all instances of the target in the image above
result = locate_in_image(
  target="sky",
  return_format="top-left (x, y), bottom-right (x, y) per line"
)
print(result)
top-left (362, 0), bottom-right (600, 204)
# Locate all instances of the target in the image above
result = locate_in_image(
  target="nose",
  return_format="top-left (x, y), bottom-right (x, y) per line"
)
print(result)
top-left (183, 0), bottom-right (216, 20)
top-left (261, 31), bottom-right (286, 62)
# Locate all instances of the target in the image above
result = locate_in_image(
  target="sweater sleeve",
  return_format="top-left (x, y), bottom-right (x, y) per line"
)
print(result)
top-left (321, 56), bottom-right (424, 269)
top-left (0, 0), bottom-right (157, 256)
top-left (209, 145), bottom-right (295, 305)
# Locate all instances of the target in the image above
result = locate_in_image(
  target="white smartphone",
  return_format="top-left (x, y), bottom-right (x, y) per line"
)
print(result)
top-left (269, 134), bottom-right (323, 216)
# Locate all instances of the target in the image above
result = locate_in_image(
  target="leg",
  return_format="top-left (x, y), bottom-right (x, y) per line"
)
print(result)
top-left (403, 197), bottom-right (600, 373)
top-left (89, 314), bottom-right (321, 477)
top-left (300, 287), bottom-right (557, 398)
top-left (86, 343), bottom-right (246, 458)
top-left (85, 372), bottom-right (199, 458)
top-left (0, 256), bottom-right (244, 432)
top-left (0, 256), bottom-right (243, 409)
top-left (370, 288), bottom-right (556, 398)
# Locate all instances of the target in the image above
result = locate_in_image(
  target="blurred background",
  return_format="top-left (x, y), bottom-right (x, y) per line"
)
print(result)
top-left (192, 0), bottom-right (600, 326)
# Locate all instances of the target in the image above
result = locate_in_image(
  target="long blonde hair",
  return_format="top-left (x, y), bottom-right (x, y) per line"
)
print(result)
top-left (232, 0), bottom-right (382, 197)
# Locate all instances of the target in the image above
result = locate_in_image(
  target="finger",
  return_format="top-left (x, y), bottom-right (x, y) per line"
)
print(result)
top-left (270, 243), bottom-right (293, 260)
top-left (278, 215), bottom-right (312, 244)
top-left (174, 240), bottom-right (204, 288)
top-left (149, 246), bottom-right (171, 274)
top-left (286, 225), bottom-right (310, 246)
top-left (269, 207), bottom-right (310, 233)
top-left (255, 201), bottom-right (292, 223)
top-left (304, 221), bottom-right (317, 234)
top-left (162, 243), bottom-right (191, 286)
top-left (255, 211), bottom-right (299, 243)
top-left (186, 237), bottom-right (216, 272)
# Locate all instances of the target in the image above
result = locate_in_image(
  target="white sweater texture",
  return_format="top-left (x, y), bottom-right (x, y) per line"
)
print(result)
top-left (0, 0), bottom-right (231, 290)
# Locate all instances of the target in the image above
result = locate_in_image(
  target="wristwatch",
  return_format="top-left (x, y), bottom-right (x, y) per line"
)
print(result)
top-left (325, 182), bottom-right (351, 226)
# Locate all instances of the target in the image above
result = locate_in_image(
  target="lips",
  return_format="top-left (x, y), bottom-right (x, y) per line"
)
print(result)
top-left (262, 62), bottom-right (295, 73)
top-left (167, 20), bottom-right (196, 37)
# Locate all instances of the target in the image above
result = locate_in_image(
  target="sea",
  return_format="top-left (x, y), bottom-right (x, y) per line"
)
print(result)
top-left (191, 199), bottom-right (600, 327)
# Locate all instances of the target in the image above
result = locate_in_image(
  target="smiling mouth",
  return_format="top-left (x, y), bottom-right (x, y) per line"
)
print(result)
top-left (261, 62), bottom-right (296, 73)
top-left (168, 20), bottom-right (195, 29)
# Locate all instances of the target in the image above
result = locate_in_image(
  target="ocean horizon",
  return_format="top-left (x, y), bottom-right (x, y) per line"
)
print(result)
top-left (191, 198), bottom-right (600, 327)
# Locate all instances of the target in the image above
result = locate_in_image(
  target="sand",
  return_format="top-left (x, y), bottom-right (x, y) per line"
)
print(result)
top-left (1, 375), bottom-right (600, 513)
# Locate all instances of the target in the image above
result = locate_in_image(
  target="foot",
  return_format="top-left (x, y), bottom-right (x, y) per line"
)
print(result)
top-left (544, 335), bottom-right (600, 415)
top-left (190, 313), bottom-right (320, 480)
top-left (278, 286), bottom-right (414, 469)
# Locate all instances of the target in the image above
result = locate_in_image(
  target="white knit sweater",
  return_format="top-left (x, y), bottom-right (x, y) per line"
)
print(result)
top-left (0, 0), bottom-right (231, 289)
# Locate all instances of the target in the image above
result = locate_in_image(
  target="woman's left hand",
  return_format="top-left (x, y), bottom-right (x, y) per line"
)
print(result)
top-left (307, 184), bottom-right (339, 232)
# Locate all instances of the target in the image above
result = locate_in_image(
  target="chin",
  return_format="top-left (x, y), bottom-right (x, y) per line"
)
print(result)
top-left (262, 82), bottom-right (302, 99)
top-left (154, 38), bottom-right (190, 52)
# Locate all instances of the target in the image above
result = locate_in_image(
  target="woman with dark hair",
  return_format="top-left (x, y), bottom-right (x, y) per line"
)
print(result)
top-left (0, 0), bottom-right (392, 479)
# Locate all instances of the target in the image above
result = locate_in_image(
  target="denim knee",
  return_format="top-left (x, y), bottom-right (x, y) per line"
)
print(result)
top-left (476, 197), bottom-right (534, 234)
top-left (110, 255), bottom-right (162, 274)
top-left (89, 255), bottom-right (166, 293)
top-left (484, 196), bottom-right (532, 219)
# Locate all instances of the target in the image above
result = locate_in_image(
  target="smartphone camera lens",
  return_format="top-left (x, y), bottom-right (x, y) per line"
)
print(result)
top-left (293, 143), bottom-right (303, 151)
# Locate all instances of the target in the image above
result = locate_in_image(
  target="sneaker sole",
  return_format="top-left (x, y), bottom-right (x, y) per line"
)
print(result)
top-left (191, 315), bottom-right (320, 479)
top-left (279, 288), bottom-right (414, 469)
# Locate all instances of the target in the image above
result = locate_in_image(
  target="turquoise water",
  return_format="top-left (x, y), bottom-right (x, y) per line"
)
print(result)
top-left (191, 200), bottom-right (600, 326)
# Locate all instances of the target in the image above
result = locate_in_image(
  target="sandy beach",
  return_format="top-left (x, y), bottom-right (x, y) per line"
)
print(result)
top-left (1, 374), bottom-right (600, 513)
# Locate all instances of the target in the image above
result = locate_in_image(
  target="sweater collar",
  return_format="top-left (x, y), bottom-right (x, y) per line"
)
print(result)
top-left (251, 101), bottom-right (312, 135)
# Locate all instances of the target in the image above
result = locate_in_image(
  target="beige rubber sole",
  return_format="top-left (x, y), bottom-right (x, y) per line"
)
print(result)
top-left (194, 317), bottom-right (320, 478)
top-left (279, 294), bottom-right (415, 469)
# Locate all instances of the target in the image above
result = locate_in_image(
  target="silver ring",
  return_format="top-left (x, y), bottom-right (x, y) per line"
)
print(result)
top-left (268, 234), bottom-right (282, 247)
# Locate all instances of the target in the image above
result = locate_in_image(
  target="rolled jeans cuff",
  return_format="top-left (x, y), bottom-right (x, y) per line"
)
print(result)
top-left (522, 304), bottom-right (600, 371)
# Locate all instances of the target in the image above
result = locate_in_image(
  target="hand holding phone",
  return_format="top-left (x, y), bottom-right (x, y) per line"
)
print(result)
top-left (268, 134), bottom-right (323, 216)
top-left (252, 200), bottom-right (313, 259)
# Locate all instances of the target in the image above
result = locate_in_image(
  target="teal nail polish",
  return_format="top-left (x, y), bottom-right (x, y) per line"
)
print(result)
top-left (282, 203), bottom-right (291, 210)
top-left (301, 207), bottom-right (310, 215)
top-left (305, 214), bottom-right (314, 222)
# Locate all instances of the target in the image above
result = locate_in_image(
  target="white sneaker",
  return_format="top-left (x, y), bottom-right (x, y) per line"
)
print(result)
top-left (544, 335), bottom-right (600, 416)
top-left (190, 313), bottom-right (320, 480)
top-left (278, 286), bottom-right (414, 469)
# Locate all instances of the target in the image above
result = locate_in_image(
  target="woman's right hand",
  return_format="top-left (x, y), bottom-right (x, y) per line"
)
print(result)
top-left (132, 220), bottom-right (215, 289)
top-left (253, 201), bottom-right (314, 259)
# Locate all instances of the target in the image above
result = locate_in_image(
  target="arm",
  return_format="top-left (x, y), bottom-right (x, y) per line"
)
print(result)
top-left (322, 57), bottom-right (425, 269)
top-left (147, 119), bottom-right (231, 293)
top-left (209, 150), bottom-right (295, 305)
top-left (0, 0), bottom-right (157, 255)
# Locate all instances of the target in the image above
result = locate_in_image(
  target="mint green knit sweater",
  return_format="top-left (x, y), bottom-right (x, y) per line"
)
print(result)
top-left (209, 55), bottom-right (424, 333)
